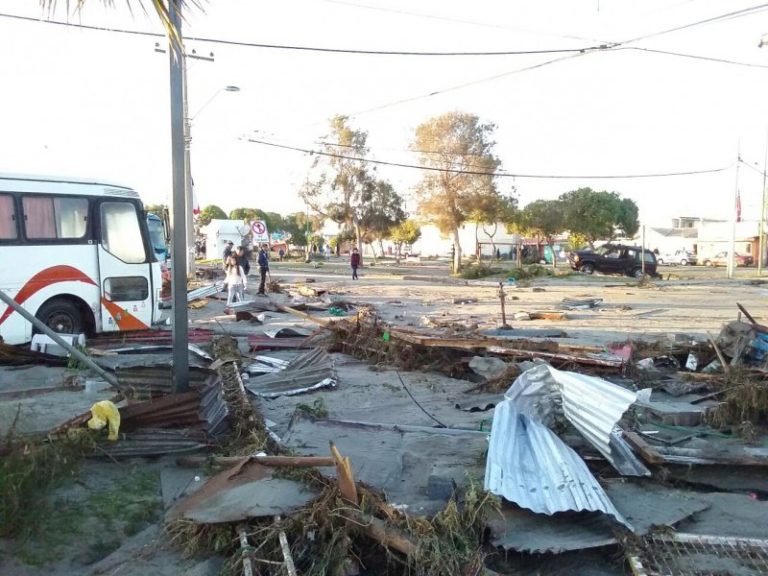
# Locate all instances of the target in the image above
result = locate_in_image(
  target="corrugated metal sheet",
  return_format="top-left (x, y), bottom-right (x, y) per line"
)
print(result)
top-left (187, 282), bottom-right (224, 302)
top-left (118, 381), bottom-right (229, 436)
top-left (115, 366), bottom-right (218, 398)
top-left (245, 348), bottom-right (336, 398)
top-left (90, 328), bottom-right (215, 346)
top-left (484, 402), bottom-right (630, 528)
top-left (504, 364), bottom-right (649, 476)
top-left (94, 428), bottom-right (209, 458)
top-left (248, 335), bottom-right (311, 351)
top-left (244, 356), bottom-right (290, 375)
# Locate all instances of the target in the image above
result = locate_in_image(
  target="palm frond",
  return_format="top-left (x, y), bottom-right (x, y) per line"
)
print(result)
top-left (38, 0), bottom-right (204, 49)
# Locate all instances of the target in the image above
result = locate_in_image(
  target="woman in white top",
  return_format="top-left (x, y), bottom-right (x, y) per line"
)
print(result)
top-left (224, 255), bottom-right (247, 305)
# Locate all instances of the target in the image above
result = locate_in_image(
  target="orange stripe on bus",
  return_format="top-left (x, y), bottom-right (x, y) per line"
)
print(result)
top-left (100, 298), bottom-right (150, 331)
top-left (0, 265), bottom-right (97, 326)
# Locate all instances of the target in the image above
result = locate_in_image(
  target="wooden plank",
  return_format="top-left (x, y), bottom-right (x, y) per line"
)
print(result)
top-left (176, 455), bottom-right (336, 468)
top-left (528, 311), bottom-right (567, 321)
top-left (622, 431), bottom-right (665, 465)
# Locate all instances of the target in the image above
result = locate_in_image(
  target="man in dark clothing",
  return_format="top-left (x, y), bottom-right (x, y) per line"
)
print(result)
top-left (257, 244), bottom-right (269, 294)
top-left (235, 246), bottom-right (251, 276)
top-left (223, 240), bottom-right (234, 263)
top-left (350, 247), bottom-right (361, 280)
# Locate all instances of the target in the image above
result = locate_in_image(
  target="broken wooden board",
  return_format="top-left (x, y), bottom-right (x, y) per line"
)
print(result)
top-left (528, 311), bottom-right (567, 321)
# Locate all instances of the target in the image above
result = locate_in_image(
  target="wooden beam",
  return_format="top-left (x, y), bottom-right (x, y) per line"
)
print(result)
top-left (176, 455), bottom-right (335, 468)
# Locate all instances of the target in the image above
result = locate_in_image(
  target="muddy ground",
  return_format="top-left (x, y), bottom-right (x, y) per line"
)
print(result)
top-left (1, 260), bottom-right (767, 575)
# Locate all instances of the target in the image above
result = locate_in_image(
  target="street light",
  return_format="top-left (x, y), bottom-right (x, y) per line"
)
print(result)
top-left (183, 84), bottom-right (241, 277)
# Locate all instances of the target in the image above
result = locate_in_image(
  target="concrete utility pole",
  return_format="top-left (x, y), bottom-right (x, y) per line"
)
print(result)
top-left (759, 134), bottom-right (767, 275)
top-left (169, 0), bottom-right (189, 392)
top-left (727, 151), bottom-right (740, 280)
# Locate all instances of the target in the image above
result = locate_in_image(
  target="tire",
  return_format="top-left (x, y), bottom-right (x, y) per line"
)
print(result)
top-left (680, 259), bottom-right (688, 266)
top-left (704, 260), bottom-right (712, 267)
top-left (580, 263), bottom-right (595, 274)
top-left (632, 268), bottom-right (644, 279)
top-left (35, 299), bottom-right (84, 334)
top-left (657, 258), bottom-right (664, 265)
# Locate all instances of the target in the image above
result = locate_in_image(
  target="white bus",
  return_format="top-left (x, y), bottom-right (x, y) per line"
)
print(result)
top-left (0, 174), bottom-right (166, 345)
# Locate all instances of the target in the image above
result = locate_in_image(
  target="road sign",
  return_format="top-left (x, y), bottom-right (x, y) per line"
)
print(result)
top-left (251, 220), bottom-right (269, 243)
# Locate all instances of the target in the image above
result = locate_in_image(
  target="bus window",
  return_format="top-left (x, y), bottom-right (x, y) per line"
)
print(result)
top-left (104, 276), bottom-right (149, 301)
top-left (100, 201), bottom-right (146, 264)
top-left (146, 213), bottom-right (168, 261)
top-left (22, 195), bottom-right (88, 239)
top-left (0, 194), bottom-right (17, 239)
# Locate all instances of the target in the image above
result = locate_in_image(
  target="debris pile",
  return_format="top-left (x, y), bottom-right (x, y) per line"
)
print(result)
top-left (3, 282), bottom-right (768, 575)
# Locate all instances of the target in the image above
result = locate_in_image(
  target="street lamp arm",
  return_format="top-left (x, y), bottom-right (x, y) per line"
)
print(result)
top-left (190, 85), bottom-right (240, 121)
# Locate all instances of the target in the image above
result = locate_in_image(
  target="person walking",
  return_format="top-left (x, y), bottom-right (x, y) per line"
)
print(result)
top-left (224, 255), bottom-right (247, 306)
top-left (257, 244), bottom-right (270, 295)
top-left (350, 247), bottom-right (361, 280)
top-left (235, 245), bottom-right (251, 276)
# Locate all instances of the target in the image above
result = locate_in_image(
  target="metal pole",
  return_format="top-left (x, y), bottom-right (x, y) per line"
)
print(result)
top-left (641, 224), bottom-right (646, 275)
top-left (0, 291), bottom-right (119, 388)
top-left (183, 64), bottom-right (196, 280)
top-left (759, 132), bottom-right (767, 275)
top-left (169, 0), bottom-right (190, 392)
top-left (727, 153), bottom-right (740, 280)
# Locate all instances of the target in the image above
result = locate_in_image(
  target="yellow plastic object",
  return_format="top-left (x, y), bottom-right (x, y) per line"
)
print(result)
top-left (87, 400), bottom-right (121, 441)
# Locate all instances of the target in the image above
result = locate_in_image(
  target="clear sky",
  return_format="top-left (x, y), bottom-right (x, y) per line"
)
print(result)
top-left (2, 0), bottom-right (768, 226)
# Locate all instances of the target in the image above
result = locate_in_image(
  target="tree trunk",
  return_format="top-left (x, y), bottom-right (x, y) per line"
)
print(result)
top-left (395, 242), bottom-right (401, 264)
top-left (369, 243), bottom-right (378, 264)
top-left (549, 240), bottom-right (557, 270)
top-left (475, 222), bottom-right (480, 263)
top-left (353, 220), bottom-right (364, 265)
top-left (483, 223), bottom-right (498, 262)
top-left (378, 238), bottom-right (385, 258)
top-left (451, 228), bottom-right (462, 273)
top-left (516, 243), bottom-right (522, 268)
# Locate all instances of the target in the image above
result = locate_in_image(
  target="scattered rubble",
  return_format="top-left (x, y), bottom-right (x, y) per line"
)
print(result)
top-left (3, 278), bottom-right (768, 576)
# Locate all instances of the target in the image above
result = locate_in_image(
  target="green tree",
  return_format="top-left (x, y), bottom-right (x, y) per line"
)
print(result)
top-left (411, 112), bottom-right (501, 273)
top-left (559, 188), bottom-right (640, 247)
top-left (470, 193), bottom-right (517, 261)
top-left (358, 180), bottom-right (406, 261)
top-left (144, 204), bottom-right (168, 217)
top-left (229, 208), bottom-right (261, 221)
top-left (282, 212), bottom-right (324, 260)
top-left (300, 116), bottom-right (375, 259)
top-left (197, 205), bottom-right (227, 227)
top-left (518, 199), bottom-right (566, 268)
top-left (390, 220), bottom-right (422, 263)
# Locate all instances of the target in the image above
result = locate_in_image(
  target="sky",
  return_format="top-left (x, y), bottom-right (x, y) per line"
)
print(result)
top-left (2, 0), bottom-right (768, 227)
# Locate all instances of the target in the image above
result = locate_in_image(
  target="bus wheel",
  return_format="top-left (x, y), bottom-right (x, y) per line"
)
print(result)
top-left (35, 299), bottom-right (84, 334)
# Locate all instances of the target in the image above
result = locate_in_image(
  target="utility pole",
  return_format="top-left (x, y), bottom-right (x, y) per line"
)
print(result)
top-left (727, 150), bottom-right (740, 280)
top-left (759, 132), bottom-right (768, 275)
top-left (183, 62), bottom-right (196, 280)
top-left (169, 0), bottom-right (189, 392)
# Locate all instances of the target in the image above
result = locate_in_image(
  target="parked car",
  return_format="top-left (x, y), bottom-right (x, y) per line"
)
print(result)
top-left (701, 252), bottom-right (754, 267)
top-left (656, 250), bottom-right (697, 266)
top-left (568, 243), bottom-right (657, 278)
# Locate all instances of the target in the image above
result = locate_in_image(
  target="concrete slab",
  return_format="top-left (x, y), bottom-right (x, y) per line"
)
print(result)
top-left (167, 460), bottom-right (317, 523)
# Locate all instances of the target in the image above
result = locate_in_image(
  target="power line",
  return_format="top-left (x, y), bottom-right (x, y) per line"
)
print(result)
top-left (0, 12), bottom-right (601, 56)
top-left (619, 46), bottom-right (768, 69)
top-left (320, 0), bottom-right (609, 45)
top-left (246, 136), bottom-right (733, 179)
top-left (619, 2), bottom-right (768, 45)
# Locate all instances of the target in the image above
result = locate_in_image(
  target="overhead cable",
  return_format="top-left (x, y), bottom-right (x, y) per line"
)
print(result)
top-left (0, 12), bottom-right (602, 56)
top-left (246, 136), bottom-right (732, 179)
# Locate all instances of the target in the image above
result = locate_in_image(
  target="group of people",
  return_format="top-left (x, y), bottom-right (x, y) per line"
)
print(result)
top-left (223, 241), bottom-right (362, 305)
top-left (222, 240), bottom-right (270, 306)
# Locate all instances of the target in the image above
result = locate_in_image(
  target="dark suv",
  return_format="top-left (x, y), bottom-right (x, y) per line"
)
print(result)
top-left (568, 244), bottom-right (658, 278)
